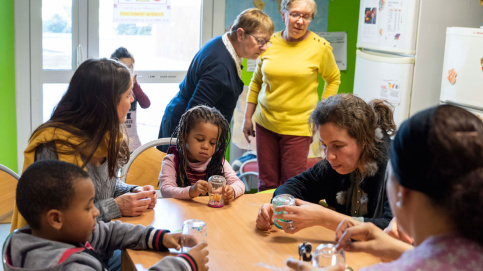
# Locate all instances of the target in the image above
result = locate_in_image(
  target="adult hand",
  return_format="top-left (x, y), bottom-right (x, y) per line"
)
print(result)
top-left (132, 185), bottom-right (157, 209)
top-left (286, 257), bottom-right (344, 271)
top-left (384, 218), bottom-right (414, 244)
top-left (242, 118), bottom-right (255, 143)
top-left (114, 191), bottom-right (152, 216)
top-left (335, 220), bottom-right (411, 262)
top-left (186, 242), bottom-right (209, 271)
top-left (133, 74), bottom-right (138, 84)
top-left (256, 203), bottom-right (274, 230)
top-left (162, 232), bottom-right (181, 251)
top-left (189, 180), bottom-right (209, 198)
top-left (223, 185), bottom-right (235, 202)
top-left (273, 199), bottom-right (325, 234)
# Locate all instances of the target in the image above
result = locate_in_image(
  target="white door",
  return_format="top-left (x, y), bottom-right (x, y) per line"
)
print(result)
top-left (353, 49), bottom-right (415, 127)
top-left (15, 0), bottom-right (223, 171)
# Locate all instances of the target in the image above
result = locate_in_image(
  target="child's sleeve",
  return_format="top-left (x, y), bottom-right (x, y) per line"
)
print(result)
top-left (90, 221), bottom-right (198, 271)
top-left (159, 154), bottom-right (192, 199)
top-left (148, 254), bottom-right (198, 271)
top-left (223, 160), bottom-right (245, 198)
top-left (89, 221), bottom-right (170, 252)
top-left (133, 82), bottom-right (151, 108)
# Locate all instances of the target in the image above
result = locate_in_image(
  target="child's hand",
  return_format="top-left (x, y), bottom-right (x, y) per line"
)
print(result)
top-left (162, 232), bottom-right (181, 251)
top-left (223, 185), bottom-right (235, 202)
top-left (186, 242), bottom-right (209, 271)
top-left (189, 180), bottom-right (209, 198)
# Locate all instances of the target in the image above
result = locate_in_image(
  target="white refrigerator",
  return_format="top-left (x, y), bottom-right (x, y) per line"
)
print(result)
top-left (440, 27), bottom-right (483, 118)
top-left (353, 0), bottom-right (483, 126)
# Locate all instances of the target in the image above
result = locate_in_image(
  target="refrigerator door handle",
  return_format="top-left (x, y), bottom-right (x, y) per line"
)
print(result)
top-left (441, 100), bottom-right (483, 112)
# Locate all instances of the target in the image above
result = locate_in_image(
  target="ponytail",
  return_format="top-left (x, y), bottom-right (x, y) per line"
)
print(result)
top-left (369, 99), bottom-right (396, 136)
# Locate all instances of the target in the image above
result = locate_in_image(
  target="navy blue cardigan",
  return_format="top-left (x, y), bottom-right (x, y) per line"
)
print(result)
top-left (159, 36), bottom-right (244, 142)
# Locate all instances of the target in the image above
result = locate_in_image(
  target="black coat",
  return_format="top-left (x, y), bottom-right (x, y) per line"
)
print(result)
top-left (273, 135), bottom-right (393, 229)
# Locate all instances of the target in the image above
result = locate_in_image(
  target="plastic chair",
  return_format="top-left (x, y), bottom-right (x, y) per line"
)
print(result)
top-left (237, 158), bottom-right (259, 194)
top-left (256, 188), bottom-right (275, 194)
top-left (237, 157), bottom-right (322, 194)
top-left (0, 164), bottom-right (19, 224)
top-left (123, 138), bottom-right (177, 191)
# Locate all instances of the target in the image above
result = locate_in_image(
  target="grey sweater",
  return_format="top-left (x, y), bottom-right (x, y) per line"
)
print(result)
top-left (35, 142), bottom-right (137, 222)
top-left (4, 221), bottom-right (197, 271)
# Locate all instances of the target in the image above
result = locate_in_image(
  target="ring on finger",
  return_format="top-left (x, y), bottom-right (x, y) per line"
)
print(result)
top-left (288, 221), bottom-right (296, 230)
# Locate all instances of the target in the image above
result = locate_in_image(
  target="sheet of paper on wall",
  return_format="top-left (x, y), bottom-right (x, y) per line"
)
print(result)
top-left (113, 0), bottom-right (172, 24)
top-left (246, 59), bottom-right (257, 72)
top-left (318, 32), bottom-right (347, 71)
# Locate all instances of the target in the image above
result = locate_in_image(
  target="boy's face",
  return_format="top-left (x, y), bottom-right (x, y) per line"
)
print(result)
top-left (60, 178), bottom-right (99, 243)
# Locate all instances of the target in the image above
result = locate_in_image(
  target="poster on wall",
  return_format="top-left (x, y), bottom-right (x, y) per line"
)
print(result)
top-left (318, 32), bottom-right (347, 70)
top-left (224, 0), bottom-right (329, 33)
top-left (113, 0), bottom-right (172, 24)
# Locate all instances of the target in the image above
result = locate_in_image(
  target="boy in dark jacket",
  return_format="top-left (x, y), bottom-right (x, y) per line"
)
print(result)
top-left (4, 160), bottom-right (208, 271)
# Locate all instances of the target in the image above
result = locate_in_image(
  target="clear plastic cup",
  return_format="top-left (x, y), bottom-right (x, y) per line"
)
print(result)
top-left (312, 244), bottom-right (345, 268)
top-left (180, 219), bottom-right (207, 253)
top-left (272, 194), bottom-right (295, 229)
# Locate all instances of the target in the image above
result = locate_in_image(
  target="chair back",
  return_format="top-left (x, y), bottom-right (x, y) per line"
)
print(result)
top-left (238, 158), bottom-right (259, 193)
top-left (124, 138), bottom-right (177, 189)
top-left (0, 165), bottom-right (19, 224)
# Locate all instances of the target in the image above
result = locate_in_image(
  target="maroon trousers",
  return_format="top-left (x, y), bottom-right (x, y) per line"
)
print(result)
top-left (256, 124), bottom-right (312, 191)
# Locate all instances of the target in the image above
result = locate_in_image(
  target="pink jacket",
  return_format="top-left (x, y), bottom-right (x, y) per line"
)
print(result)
top-left (159, 154), bottom-right (245, 199)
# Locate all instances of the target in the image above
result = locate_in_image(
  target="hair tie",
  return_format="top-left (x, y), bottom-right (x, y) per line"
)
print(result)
top-left (375, 127), bottom-right (383, 140)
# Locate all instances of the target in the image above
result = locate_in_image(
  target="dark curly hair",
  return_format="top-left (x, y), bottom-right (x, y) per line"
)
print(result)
top-left (173, 105), bottom-right (231, 187)
top-left (309, 94), bottom-right (396, 177)
top-left (16, 160), bottom-right (90, 229)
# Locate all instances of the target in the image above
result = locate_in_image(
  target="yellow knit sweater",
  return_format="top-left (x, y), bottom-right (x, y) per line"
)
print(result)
top-left (248, 31), bottom-right (340, 136)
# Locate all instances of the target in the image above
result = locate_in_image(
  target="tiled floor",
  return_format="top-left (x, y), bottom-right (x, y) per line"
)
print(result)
top-left (0, 223), bottom-right (11, 271)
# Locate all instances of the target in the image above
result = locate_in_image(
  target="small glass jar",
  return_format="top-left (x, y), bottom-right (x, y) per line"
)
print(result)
top-left (207, 175), bottom-right (226, 208)
top-left (312, 244), bottom-right (345, 268)
top-left (272, 194), bottom-right (295, 229)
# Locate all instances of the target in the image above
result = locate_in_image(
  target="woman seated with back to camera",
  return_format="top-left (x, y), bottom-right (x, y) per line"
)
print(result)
top-left (256, 94), bottom-right (395, 233)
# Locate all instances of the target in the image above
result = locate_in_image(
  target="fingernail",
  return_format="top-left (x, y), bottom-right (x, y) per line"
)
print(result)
top-left (152, 191), bottom-right (156, 194)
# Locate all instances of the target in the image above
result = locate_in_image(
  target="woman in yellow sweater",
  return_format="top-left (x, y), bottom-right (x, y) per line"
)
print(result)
top-left (243, 0), bottom-right (340, 191)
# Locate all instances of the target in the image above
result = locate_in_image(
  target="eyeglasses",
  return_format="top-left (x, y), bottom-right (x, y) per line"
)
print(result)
top-left (288, 12), bottom-right (313, 22)
top-left (247, 33), bottom-right (270, 47)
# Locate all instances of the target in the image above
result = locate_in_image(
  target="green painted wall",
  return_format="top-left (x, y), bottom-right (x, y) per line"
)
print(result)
top-left (320, 0), bottom-right (360, 95)
top-left (0, 0), bottom-right (17, 172)
top-left (242, 0), bottom-right (361, 97)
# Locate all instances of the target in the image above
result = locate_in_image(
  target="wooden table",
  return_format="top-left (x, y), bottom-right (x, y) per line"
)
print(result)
top-left (120, 193), bottom-right (379, 271)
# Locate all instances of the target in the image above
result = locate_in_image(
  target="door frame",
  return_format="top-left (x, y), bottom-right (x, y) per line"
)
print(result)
top-left (14, 0), bottom-right (225, 172)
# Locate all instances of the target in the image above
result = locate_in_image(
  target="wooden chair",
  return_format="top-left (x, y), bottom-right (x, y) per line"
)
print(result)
top-left (123, 138), bottom-right (177, 191)
top-left (0, 164), bottom-right (19, 224)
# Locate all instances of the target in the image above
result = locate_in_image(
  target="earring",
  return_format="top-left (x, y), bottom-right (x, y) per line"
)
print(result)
top-left (396, 192), bottom-right (403, 207)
